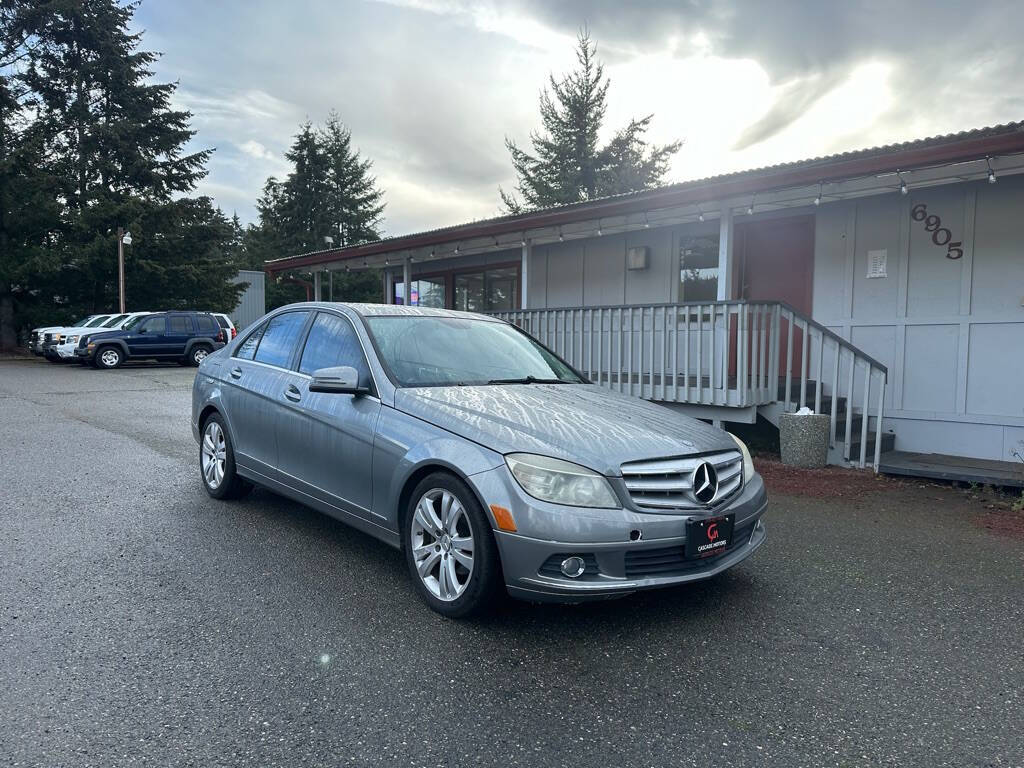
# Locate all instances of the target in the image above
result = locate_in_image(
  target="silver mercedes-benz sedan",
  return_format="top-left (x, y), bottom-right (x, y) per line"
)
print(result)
top-left (192, 303), bottom-right (767, 617)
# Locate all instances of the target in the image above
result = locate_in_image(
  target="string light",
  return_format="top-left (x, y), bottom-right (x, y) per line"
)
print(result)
top-left (558, 228), bottom-right (564, 242)
top-left (454, 242), bottom-right (460, 254)
top-left (643, 213), bottom-right (650, 228)
top-left (814, 182), bottom-right (822, 206)
top-left (986, 157), bottom-right (997, 184)
top-left (747, 197), bottom-right (755, 215)
top-left (697, 206), bottom-right (704, 222)
top-left (897, 170), bottom-right (908, 195)
top-left (521, 234), bottom-right (527, 246)
top-left (597, 219), bottom-right (603, 236)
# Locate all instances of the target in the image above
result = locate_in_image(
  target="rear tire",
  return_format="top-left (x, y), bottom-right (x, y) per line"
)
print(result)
top-left (403, 472), bottom-right (501, 618)
top-left (200, 413), bottom-right (252, 500)
top-left (189, 344), bottom-right (212, 367)
top-left (96, 346), bottom-right (123, 369)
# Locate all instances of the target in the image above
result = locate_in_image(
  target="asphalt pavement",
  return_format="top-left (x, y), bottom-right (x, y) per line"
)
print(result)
top-left (1, 358), bottom-right (1021, 767)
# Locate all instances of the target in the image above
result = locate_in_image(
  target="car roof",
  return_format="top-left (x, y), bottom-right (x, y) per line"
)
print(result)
top-left (281, 301), bottom-right (499, 322)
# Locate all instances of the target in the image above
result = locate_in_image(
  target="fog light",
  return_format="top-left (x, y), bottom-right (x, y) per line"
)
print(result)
top-left (560, 556), bottom-right (586, 578)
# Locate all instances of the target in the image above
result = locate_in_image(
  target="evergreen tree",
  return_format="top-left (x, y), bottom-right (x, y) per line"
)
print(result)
top-left (0, 0), bottom-right (244, 346)
top-left (250, 114), bottom-right (385, 308)
top-left (501, 32), bottom-right (682, 213)
top-left (0, 0), bottom-right (62, 349)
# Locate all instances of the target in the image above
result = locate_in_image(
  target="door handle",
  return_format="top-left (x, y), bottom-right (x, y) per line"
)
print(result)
top-left (230, 367), bottom-right (242, 379)
top-left (284, 384), bottom-right (302, 402)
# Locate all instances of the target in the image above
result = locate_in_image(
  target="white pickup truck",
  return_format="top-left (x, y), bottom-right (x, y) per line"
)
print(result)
top-left (33, 314), bottom-right (115, 358)
top-left (51, 312), bottom-right (152, 361)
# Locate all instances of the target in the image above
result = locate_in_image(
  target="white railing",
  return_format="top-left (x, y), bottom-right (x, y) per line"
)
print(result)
top-left (492, 301), bottom-right (889, 471)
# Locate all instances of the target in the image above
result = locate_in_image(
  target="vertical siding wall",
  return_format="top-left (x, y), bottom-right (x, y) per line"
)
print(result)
top-left (527, 222), bottom-right (721, 308)
top-left (230, 270), bottom-right (266, 329)
top-left (812, 175), bottom-right (1024, 462)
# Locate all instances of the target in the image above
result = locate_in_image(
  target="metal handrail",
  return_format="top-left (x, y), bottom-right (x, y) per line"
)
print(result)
top-left (492, 300), bottom-right (888, 471)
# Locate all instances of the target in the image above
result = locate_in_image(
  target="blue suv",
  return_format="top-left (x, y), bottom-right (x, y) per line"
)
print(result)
top-left (79, 311), bottom-right (227, 369)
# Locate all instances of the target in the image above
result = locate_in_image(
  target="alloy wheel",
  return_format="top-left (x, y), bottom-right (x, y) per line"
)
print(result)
top-left (193, 347), bottom-right (209, 364)
top-left (100, 349), bottom-right (120, 367)
top-left (410, 488), bottom-right (475, 601)
top-left (201, 420), bottom-right (227, 489)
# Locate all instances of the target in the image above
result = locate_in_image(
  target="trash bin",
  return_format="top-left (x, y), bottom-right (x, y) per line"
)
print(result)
top-left (779, 408), bottom-right (830, 468)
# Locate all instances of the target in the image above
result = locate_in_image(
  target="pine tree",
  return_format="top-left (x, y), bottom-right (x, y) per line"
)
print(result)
top-left (14, 0), bottom-right (241, 323)
top-left (251, 115), bottom-right (385, 307)
top-left (501, 32), bottom-right (682, 213)
top-left (0, 0), bottom-right (63, 349)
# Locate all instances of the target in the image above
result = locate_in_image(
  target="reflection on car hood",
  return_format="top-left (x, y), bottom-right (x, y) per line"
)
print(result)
top-left (394, 383), bottom-right (736, 475)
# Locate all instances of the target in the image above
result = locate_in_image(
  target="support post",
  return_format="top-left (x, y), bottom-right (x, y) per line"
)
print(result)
top-left (717, 208), bottom-right (735, 301)
top-left (521, 240), bottom-right (530, 308)
top-left (403, 257), bottom-right (412, 307)
top-left (117, 227), bottom-right (126, 313)
top-left (313, 271), bottom-right (322, 301)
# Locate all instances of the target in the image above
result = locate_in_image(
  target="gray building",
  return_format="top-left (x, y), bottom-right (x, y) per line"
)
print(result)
top-left (265, 122), bottom-right (1024, 483)
top-left (230, 270), bottom-right (266, 330)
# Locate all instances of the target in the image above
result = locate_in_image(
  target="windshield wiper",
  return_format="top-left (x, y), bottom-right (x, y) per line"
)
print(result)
top-left (486, 375), bottom-right (573, 385)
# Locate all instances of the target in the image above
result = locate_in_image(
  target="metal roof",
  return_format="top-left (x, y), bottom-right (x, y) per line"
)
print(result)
top-left (266, 120), bottom-right (1024, 273)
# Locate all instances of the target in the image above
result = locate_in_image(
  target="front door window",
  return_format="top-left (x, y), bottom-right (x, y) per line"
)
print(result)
top-left (393, 276), bottom-right (446, 307)
top-left (454, 266), bottom-right (518, 312)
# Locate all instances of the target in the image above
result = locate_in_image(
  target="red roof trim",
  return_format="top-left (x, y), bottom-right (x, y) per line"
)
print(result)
top-left (266, 122), bottom-right (1024, 273)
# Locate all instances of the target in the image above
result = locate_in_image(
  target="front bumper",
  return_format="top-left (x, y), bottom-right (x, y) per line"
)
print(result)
top-left (470, 466), bottom-right (769, 603)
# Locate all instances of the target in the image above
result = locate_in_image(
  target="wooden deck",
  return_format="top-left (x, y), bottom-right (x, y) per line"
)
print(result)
top-left (879, 451), bottom-right (1024, 488)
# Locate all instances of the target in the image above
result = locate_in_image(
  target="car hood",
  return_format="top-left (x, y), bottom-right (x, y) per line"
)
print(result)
top-left (393, 383), bottom-right (737, 476)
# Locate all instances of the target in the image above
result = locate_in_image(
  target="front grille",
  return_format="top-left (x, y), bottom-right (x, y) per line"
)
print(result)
top-left (538, 553), bottom-right (600, 579)
top-left (620, 450), bottom-right (743, 511)
top-left (624, 523), bottom-right (755, 578)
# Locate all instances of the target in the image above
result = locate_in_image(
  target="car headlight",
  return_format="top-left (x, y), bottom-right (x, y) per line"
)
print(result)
top-left (729, 433), bottom-right (755, 484)
top-left (505, 453), bottom-right (619, 509)
top-left (68, 335), bottom-right (78, 344)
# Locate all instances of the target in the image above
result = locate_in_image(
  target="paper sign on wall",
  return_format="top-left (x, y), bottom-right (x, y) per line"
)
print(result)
top-left (867, 249), bottom-right (887, 279)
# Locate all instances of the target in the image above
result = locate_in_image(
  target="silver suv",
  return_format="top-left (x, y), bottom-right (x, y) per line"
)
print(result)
top-left (192, 303), bottom-right (768, 616)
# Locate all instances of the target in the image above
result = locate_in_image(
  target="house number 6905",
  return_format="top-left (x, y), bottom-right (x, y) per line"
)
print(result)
top-left (910, 203), bottom-right (963, 259)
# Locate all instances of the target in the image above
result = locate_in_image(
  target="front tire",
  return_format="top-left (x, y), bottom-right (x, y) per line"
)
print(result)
top-left (96, 346), bottom-right (123, 369)
top-left (199, 413), bottom-right (252, 500)
top-left (403, 473), bottom-right (501, 618)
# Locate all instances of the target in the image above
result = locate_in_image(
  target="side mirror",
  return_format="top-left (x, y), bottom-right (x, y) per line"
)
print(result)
top-left (309, 366), bottom-right (368, 395)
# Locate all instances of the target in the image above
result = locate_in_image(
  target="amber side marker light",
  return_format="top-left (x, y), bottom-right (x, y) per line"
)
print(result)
top-left (489, 504), bottom-right (517, 532)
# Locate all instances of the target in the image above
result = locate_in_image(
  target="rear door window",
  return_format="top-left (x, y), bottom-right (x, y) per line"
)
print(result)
top-left (253, 312), bottom-right (310, 368)
top-left (169, 315), bottom-right (192, 334)
top-left (234, 322), bottom-right (265, 361)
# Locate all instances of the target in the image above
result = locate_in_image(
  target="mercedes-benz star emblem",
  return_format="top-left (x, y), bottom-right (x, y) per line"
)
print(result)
top-left (692, 461), bottom-right (719, 504)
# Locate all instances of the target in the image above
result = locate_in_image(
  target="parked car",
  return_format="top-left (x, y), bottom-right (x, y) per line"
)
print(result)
top-left (39, 314), bottom-right (117, 360)
top-left (191, 303), bottom-right (767, 617)
top-left (31, 316), bottom-right (109, 355)
top-left (211, 313), bottom-right (237, 341)
top-left (53, 312), bottom-right (151, 361)
top-left (80, 311), bottom-right (226, 369)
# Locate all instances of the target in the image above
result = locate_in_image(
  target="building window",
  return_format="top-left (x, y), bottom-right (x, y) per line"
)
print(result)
top-left (454, 266), bottom-right (519, 312)
top-left (393, 275), bottom-right (446, 307)
top-left (680, 236), bottom-right (719, 302)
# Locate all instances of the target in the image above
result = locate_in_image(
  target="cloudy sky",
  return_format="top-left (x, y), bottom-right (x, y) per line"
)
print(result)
top-left (133, 0), bottom-right (1024, 236)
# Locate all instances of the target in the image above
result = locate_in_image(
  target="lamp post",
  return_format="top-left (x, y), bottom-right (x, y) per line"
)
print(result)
top-left (117, 228), bottom-right (132, 312)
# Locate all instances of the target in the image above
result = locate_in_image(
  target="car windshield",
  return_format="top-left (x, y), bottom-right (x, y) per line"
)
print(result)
top-left (364, 315), bottom-right (583, 387)
top-left (102, 314), bottom-right (129, 327)
top-left (85, 316), bottom-right (111, 327)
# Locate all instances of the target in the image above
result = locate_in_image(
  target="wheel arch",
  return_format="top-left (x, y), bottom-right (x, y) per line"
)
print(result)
top-left (395, 461), bottom-right (494, 550)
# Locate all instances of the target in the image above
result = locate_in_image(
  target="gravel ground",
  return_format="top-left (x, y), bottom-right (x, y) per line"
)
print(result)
top-left (1, 358), bottom-right (1022, 768)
